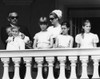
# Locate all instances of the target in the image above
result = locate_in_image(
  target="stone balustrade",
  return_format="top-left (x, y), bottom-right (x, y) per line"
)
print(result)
top-left (0, 48), bottom-right (100, 79)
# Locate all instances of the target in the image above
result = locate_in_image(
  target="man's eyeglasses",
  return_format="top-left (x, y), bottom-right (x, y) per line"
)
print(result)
top-left (10, 16), bottom-right (18, 19)
top-left (49, 18), bottom-right (55, 21)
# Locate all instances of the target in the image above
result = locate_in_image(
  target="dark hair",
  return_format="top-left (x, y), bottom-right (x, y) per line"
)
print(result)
top-left (39, 16), bottom-right (48, 25)
top-left (49, 13), bottom-right (58, 19)
top-left (81, 19), bottom-right (91, 38)
top-left (61, 21), bottom-right (70, 28)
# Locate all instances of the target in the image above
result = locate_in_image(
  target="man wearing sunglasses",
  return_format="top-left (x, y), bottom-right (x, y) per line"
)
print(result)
top-left (1, 12), bottom-right (32, 79)
top-left (1, 12), bottom-right (31, 49)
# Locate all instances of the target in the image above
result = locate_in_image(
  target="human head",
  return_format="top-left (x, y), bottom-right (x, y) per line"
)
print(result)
top-left (39, 17), bottom-right (48, 31)
top-left (6, 27), bottom-right (12, 36)
top-left (8, 12), bottom-right (18, 25)
top-left (61, 21), bottom-right (70, 35)
top-left (82, 20), bottom-right (91, 33)
top-left (49, 9), bottom-right (62, 25)
top-left (11, 26), bottom-right (20, 37)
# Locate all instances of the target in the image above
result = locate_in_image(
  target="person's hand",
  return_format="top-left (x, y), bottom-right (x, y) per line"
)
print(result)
top-left (6, 39), bottom-right (11, 43)
top-left (25, 40), bottom-right (33, 49)
top-left (21, 33), bottom-right (25, 39)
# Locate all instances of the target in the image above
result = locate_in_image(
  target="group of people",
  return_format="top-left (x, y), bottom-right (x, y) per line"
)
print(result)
top-left (1, 9), bottom-right (99, 50)
top-left (0, 9), bottom-right (99, 79)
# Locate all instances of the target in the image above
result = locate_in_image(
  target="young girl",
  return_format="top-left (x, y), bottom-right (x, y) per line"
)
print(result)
top-left (75, 20), bottom-right (99, 78)
top-left (6, 26), bottom-right (25, 50)
top-left (75, 20), bottom-right (99, 48)
top-left (33, 17), bottom-right (53, 49)
top-left (55, 21), bottom-right (73, 48)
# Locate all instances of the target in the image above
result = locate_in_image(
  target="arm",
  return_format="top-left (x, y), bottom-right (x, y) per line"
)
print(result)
top-left (75, 34), bottom-right (81, 48)
top-left (19, 39), bottom-right (25, 50)
top-left (69, 37), bottom-right (74, 48)
top-left (77, 43), bottom-right (80, 48)
top-left (93, 34), bottom-right (99, 48)
top-left (49, 37), bottom-right (53, 48)
top-left (93, 43), bottom-right (97, 48)
top-left (33, 39), bottom-right (38, 49)
top-left (6, 37), bottom-right (12, 43)
top-left (55, 37), bottom-right (58, 48)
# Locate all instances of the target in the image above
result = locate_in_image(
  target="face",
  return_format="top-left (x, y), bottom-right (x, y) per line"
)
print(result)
top-left (6, 27), bottom-right (12, 36)
top-left (82, 22), bottom-right (91, 33)
top-left (40, 24), bottom-right (47, 31)
top-left (61, 25), bottom-right (69, 35)
top-left (9, 12), bottom-right (18, 25)
top-left (12, 28), bottom-right (19, 37)
top-left (49, 15), bottom-right (58, 25)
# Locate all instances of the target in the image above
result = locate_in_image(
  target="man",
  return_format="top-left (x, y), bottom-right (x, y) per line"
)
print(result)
top-left (0, 12), bottom-right (31, 79)
top-left (1, 12), bottom-right (32, 49)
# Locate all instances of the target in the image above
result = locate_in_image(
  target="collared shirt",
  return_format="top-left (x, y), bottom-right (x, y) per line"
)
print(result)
top-left (6, 36), bottom-right (25, 50)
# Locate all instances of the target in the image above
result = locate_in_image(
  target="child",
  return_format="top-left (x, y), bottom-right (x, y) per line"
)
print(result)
top-left (6, 26), bottom-right (25, 50)
top-left (6, 27), bottom-right (12, 37)
top-left (75, 20), bottom-right (99, 78)
top-left (55, 21), bottom-right (73, 48)
top-left (33, 17), bottom-right (53, 49)
top-left (75, 20), bottom-right (99, 48)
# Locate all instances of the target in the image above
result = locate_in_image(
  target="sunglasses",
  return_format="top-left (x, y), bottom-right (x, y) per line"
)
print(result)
top-left (10, 16), bottom-right (18, 19)
top-left (49, 18), bottom-right (55, 20)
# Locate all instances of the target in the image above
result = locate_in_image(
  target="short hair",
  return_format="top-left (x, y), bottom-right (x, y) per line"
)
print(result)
top-left (61, 21), bottom-right (70, 28)
top-left (11, 26), bottom-right (20, 31)
top-left (8, 12), bottom-right (18, 18)
top-left (39, 16), bottom-right (48, 25)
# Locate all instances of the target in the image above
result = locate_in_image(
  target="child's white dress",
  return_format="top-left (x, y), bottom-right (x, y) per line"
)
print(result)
top-left (34, 31), bottom-right (52, 48)
top-left (6, 36), bottom-right (25, 50)
top-left (75, 32), bottom-right (99, 76)
top-left (56, 35), bottom-right (73, 48)
top-left (75, 33), bottom-right (99, 48)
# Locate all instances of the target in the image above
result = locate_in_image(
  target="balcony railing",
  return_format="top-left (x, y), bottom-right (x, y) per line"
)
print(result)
top-left (0, 48), bottom-right (100, 79)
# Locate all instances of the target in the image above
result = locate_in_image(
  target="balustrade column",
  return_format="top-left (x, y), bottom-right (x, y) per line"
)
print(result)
top-left (1, 58), bottom-right (10, 79)
top-left (92, 56), bottom-right (100, 78)
top-left (12, 58), bottom-right (21, 79)
top-left (46, 57), bottom-right (54, 79)
top-left (35, 57), bottom-right (43, 79)
top-left (69, 56), bottom-right (77, 79)
top-left (80, 56), bottom-right (88, 79)
top-left (58, 56), bottom-right (66, 79)
top-left (23, 57), bottom-right (32, 79)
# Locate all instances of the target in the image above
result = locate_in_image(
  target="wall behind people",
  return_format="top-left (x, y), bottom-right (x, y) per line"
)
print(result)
top-left (0, 0), bottom-right (55, 49)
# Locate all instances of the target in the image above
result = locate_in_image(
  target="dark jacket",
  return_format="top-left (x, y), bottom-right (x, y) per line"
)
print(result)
top-left (1, 24), bottom-right (32, 49)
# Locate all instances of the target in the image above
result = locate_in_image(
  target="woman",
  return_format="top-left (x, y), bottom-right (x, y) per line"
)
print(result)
top-left (47, 9), bottom-right (63, 79)
top-left (47, 9), bottom-right (62, 47)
